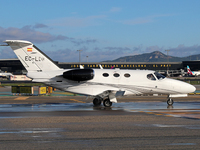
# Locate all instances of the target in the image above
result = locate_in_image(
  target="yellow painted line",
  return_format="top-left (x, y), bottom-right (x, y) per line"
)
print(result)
top-left (165, 115), bottom-right (173, 117)
top-left (146, 112), bottom-right (155, 114)
top-left (70, 99), bottom-right (85, 103)
top-left (14, 97), bottom-right (29, 100)
top-left (155, 114), bottom-right (163, 116)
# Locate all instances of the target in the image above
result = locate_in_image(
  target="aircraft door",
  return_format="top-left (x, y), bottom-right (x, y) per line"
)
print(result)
top-left (147, 73), bottom-right (157, 93)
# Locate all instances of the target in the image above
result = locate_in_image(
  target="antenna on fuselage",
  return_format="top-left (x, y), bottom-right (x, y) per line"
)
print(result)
top-left (79, 65), bottom-right (84, 69)
top-left (99, 64), bottom-right (103, 69)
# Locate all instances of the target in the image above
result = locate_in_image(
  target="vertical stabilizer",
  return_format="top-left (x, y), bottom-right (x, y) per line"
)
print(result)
top-left (4, 40), bottom-right (61, 72)
top-left (187, 65), bottom-right (193, 76)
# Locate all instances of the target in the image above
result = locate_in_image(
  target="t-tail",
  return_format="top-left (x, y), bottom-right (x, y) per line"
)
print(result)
top-left (187, 65), bottom-right (194, 76)
top-left (3, 40), bottom-right (61, 72)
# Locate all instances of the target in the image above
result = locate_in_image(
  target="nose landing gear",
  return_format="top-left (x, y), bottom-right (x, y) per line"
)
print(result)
top-left (167, 98), bottom-right (174, 106)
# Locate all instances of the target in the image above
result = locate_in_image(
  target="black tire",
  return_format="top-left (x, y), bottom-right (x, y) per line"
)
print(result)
top-left (167, 98), bottom-right (174, 105)
top-left (103, 98), bottom-right (112, 107)
top-left (93, 98), bottom-right (102, 106)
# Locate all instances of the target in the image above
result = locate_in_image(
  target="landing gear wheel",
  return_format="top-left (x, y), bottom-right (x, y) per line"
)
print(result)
top-left (93, 98), bottom-right (102, 106)
top-left (167, 98), bottom-right (174, 105)
top-left (103, 98), bottom-right (112, 107)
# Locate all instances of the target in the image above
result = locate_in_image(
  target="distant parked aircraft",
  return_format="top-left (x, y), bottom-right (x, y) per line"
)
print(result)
top-left (187, 66), bottom-right (200, 76)
top-left (0, 72), bottom-right (13, 78)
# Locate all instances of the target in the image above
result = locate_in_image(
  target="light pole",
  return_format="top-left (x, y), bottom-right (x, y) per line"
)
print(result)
top-left (165, 50), bottom-right (170, 76)
top-left (86, 56), bottom-right (88, 62)
top-left (77, 50), bottom-right (82, 64)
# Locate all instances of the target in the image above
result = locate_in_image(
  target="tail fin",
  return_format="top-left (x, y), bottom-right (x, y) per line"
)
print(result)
top-left (4, 40), bottom-right (61, 72)
top-left (187, 65), bottom-right (193, 75)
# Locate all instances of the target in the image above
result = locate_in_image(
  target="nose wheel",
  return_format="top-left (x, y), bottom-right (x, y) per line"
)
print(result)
top-left (167, 98), bottom-right (174, 105)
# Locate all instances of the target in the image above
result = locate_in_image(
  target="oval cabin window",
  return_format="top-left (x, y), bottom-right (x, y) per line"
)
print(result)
top-left (103, 73), bottom-right (109, 77)
top-left (113, 73), bottom-right (120, 77)
top-left (124, 73), bottom-right (131, 78)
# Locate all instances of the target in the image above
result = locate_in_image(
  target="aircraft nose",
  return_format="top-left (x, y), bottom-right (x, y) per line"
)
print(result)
top-left (169, 79), bottom-right (196, 94)
top-left (180, 81), bottom-right (196, 93)
top-left (187, 84), bottom-right (196, 93)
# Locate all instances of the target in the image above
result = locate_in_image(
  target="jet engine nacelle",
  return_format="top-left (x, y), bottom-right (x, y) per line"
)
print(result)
top-left (63, 68), bottom-right (94, 81)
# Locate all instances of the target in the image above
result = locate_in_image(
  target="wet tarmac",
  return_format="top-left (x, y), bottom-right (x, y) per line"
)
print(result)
top-left (0, 101), bottom-right (200, 120)
top-left (0, 86), bottom-right (200, 149)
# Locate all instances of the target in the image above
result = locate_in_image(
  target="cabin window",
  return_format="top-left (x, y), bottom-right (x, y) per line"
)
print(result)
top-left (113, 73), bottom-right (120, 77)
top-left (124, 73), bottom-right (131, 78)
top-left (103, 73), bottom-right (109, 77)
top-left (147, 74), bottom-right (156, 80)
top-left (154, 72), bottom-right (165, 80)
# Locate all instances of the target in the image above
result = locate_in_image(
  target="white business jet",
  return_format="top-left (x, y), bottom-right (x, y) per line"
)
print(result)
top-left (2, 40), bottom-right (196, 107)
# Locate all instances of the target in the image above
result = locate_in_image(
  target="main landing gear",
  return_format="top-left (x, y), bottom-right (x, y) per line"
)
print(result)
top-left (93, 98), bottom-right (102, 106)
top-left (167, 98), bottom-right (174, 106)
top-left (93, 97), bottom-right (112, 107)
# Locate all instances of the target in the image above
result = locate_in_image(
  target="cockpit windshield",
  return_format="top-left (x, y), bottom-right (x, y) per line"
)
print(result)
top-left (154, 72), bottom-right (165, 80)
top-left (147, 74), bottom-right (156, 80)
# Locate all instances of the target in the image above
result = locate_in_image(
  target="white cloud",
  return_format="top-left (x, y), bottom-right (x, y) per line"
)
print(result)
top-left (0, 25), bottom-right (98, 45)
top-left (169, 44), bottom-right (200, 57)
top-left (46, 44), bottom-right (200, 62)
top-left (0, 26), bottom-right (68, 43)
top-left (46, 45), bottom-right (143, 62)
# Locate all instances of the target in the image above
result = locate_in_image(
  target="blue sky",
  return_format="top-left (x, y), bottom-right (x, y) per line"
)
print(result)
top-left (0, 0), bottom-right (200, 62)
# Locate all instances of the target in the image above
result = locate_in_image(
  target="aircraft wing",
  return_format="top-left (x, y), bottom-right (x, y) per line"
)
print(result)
top-left (62, 82), bottom-right (142, 103)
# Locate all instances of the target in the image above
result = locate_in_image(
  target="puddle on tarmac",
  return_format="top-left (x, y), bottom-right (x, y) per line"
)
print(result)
top-left (0, 128), bottom-right (64, 137)
top-left (169, 143), bottom-right (196, 146)
top-left (0, 102), bottom-right (199, 112)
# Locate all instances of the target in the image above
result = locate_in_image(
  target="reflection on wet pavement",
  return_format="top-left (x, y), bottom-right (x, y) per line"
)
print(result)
top-left (0, 101), bottom-right (200, 119)
top-left (0, 128), bottom-right (64, 138)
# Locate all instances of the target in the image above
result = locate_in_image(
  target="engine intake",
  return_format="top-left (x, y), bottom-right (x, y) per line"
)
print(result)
top-left (63, 69), bottom-right (94, 81)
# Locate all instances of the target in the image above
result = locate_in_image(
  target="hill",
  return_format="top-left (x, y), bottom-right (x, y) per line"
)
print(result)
top-left (107, 51), bottom-right (200, 62)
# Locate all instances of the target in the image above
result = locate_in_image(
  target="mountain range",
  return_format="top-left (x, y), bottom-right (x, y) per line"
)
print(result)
top-left (107, 51), bottom-right (200, 62)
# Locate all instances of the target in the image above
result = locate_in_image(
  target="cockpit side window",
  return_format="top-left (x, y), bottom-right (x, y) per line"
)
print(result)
top-left (147, 74), bottom-right (156, 80)
top-left (154, 72), bottom-right (165, 80)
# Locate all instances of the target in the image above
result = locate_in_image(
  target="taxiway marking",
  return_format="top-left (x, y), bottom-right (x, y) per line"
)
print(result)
top-left (14, 97), bottom-right (29, 100)
top-left (145, 110), bottom-right (200, 119)
top-left (69, 99), bottom-right (85, 103)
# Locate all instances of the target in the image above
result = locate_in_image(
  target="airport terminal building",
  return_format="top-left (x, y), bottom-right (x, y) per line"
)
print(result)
top-left (0, 59), bottom-right (200, 76)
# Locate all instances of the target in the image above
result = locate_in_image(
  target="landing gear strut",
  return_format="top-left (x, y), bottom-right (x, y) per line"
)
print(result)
top-left (167, 98), bottom-right (174, 105)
